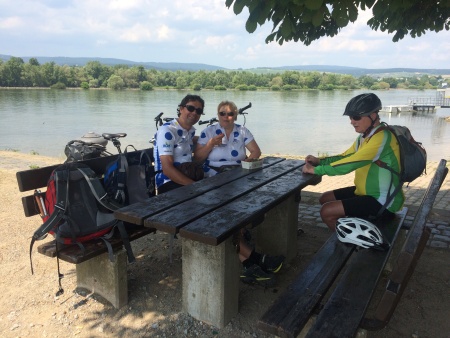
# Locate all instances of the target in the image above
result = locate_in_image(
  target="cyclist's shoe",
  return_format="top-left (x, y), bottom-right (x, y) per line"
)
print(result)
top-left (240, 264), bottom-right (276, 287)
top-left (259, 254), bottom-right (285, 274)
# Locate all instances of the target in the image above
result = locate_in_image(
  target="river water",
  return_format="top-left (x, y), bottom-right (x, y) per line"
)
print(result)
top-left (1, 88), bottom-right (449, 161)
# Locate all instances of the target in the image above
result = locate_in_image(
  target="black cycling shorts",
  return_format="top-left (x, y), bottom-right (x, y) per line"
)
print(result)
top-left (158, 181), bottom-right (183, 194)
top-left (333, 186), bottom-right (395, 220)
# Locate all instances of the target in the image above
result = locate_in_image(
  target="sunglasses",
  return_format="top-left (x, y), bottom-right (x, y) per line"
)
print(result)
top-left (183, 104), bottom-right (204, 115)
top-left (219, 111), bottom-right (235, 117)
top-left (350, 115), bottom-right (362, 121)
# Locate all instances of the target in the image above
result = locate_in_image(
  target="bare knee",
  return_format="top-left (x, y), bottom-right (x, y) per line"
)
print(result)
top-left (319, 191), bottom-right (336, 205)
top-left (320, 201), bottom-right (346, 231)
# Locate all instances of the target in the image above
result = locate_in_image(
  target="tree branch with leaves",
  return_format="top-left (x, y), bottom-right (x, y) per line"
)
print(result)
top-left (225, 0), bottom-right (450, 45)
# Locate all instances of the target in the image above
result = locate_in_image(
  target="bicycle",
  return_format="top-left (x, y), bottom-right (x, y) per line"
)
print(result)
top-left (64, 132), bottom-right (130, 162)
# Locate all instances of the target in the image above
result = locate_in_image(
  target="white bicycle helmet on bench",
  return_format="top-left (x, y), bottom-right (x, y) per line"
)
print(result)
top-left (336, 217), bottom-right (388, 251)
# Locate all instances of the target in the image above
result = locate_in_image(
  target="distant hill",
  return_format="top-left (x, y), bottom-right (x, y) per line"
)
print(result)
top-left (0, 55), bottom-right (225, 71)
top-left (251, 65), bottom-right (450, 77)
top-left (1, 54), bottom-right (449, 76)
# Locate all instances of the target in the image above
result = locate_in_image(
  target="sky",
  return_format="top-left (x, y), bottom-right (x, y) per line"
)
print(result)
top-left (1, 0), bottom-right (449, 70)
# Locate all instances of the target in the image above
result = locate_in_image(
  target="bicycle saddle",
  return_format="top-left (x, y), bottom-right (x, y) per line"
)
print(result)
top-left (102, 133), bottom-right (127, 140)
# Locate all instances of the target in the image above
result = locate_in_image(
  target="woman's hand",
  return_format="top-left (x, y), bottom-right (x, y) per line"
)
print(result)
top-left (207, 133), bottom-right (224, 147)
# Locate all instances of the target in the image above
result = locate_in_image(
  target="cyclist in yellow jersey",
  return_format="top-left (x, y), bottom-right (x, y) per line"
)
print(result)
top-left (302, 93), bottom-right (404, 231)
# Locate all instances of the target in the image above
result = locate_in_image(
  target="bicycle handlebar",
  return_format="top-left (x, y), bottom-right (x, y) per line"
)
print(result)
top-left (198, 117), bottom-right (218, 125)
top-left (238, 102), bottom-right (252, 115)
top-left (154, 112), bottom-right (164, 121)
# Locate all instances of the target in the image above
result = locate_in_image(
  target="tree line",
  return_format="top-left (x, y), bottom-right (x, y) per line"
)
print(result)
top-left (0, 56), bottom-right (442, 91)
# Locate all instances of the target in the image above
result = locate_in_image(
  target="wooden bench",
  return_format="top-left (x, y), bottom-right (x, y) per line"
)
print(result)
top-left (16, 149), bottom-right (156, 309)
top-left (258, 158), bottom-right (448, 338)
top-left (114, 157), bottom-right (322, 328)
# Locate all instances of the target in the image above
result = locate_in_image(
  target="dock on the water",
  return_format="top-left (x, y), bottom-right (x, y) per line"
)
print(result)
top-left (381, 105), bottom-right (413, 113)
top-left (382, 91), bottom-right (450, 114)
top-left (381, 103), bottom-right (437, 113)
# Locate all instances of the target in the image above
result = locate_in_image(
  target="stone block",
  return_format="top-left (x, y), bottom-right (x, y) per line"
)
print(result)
top-left (76, 249), bottom-right (128, 309)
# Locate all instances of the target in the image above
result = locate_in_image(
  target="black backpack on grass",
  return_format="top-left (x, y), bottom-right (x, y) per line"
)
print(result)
top-left (30, 162), bottom-right (135, 295)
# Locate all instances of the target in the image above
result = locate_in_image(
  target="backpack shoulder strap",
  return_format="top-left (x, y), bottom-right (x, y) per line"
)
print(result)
top-left (30, 168), bottom-right (69, 274)
top-left (76, 166), bottom-right (122, 211)
top-left (117, 153), bottom-right (128, 202)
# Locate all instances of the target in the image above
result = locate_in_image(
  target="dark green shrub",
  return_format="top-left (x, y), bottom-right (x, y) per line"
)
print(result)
top-left (140, 81), bottom-right (153, 91)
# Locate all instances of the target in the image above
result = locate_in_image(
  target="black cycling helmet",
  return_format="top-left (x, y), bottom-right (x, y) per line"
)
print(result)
top-left (343, 93), bottom-right (382, 117)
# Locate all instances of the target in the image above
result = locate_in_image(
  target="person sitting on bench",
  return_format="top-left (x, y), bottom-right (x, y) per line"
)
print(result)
top-left (194, 100), bottom-right (261, 177)
top-left (302, 93), bottom-right (405, 230)
top-left (193, 100), bottom-right (284, 287)
top-left (154, 94), bottom-right (205, 194)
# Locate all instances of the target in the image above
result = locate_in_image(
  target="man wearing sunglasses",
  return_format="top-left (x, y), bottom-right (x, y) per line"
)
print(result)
top-left (154, 94), bottom-right (204, 194)
top-left (302, 93), bottom-right (404, 231)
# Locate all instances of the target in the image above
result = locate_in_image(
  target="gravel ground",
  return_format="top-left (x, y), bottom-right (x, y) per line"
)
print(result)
top-left (1, 150), bottom-right (449, 338)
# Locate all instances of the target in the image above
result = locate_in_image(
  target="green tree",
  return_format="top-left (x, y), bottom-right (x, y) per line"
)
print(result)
top-left (383, 77), bottom-right (399, 88)
top-left (107, 75), bottom-right (125, 90)
top-left (358, 75), bottom-right (376, 88)
top-left (28, 58), bottom-right (40, 66)
top-left (140, 81), bottom-right (153, 90)
top-left (2, 57), bottom-right (25, 86)
top-left (303, 72), bottom-right (321, 89)
top-left (85, 61), bottom-right (111, 87)
top-left (225, 0), bottom-right (449, 45)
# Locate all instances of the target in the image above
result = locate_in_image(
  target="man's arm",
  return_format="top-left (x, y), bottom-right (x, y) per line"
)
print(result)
top-left (160, 155), bottom-right (194, 186)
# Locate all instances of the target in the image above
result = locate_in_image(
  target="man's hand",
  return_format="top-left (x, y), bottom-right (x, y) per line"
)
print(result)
top-left (305, 155), bottom-right (320, 166)
top-left (302, 162), bottom-right (316, 174)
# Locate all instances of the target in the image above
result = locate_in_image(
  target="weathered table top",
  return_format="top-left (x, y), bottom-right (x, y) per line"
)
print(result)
top-left (114, 156), bottom-right (321, 243)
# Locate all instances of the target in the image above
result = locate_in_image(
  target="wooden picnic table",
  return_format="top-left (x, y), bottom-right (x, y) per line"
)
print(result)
top-left (114, 156), bottom-right (321, 328)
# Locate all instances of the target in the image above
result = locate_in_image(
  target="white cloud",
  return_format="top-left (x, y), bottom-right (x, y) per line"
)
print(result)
top-left (0, 0), bottom-right (449, 69)
top-left (0, 16), bottom-right (23, 29)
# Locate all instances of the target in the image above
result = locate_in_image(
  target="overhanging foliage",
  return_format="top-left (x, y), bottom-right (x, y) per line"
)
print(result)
top-left (225, 0), bottom-right (450, 45)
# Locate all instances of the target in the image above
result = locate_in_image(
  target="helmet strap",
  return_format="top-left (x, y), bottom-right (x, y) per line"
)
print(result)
top-left (362, 113), bottom-right (379, 138)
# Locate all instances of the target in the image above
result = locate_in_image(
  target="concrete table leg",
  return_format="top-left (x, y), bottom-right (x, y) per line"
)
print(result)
top-left (256, 194), bottom-right (298, 260)
top-left (182, 237), bottom-right (240, 328)
top-left (76, 249), bottom-right (128, 309)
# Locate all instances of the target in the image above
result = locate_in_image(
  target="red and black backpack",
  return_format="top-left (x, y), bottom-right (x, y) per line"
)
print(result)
top-left (30, 162), bottom-right (135, 295)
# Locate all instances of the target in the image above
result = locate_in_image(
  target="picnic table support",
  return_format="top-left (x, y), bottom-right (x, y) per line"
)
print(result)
top-left (76, 249), bottom-right (128, 309)
top-left (256, 193), bottom-right (299, 260)
top-left (182, 237), bottom-right (241, 328)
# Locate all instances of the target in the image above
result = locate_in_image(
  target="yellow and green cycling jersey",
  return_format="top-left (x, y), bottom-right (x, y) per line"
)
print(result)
top-left (314, 124), bottom-right (404, 213)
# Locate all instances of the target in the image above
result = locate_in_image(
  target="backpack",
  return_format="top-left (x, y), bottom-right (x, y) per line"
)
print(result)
top-left (30, 162), bottom-right (135, 295)
top-left (104, 149), bottom-right (155, 206)
top-left (375, 122), bottom-right (427, 216)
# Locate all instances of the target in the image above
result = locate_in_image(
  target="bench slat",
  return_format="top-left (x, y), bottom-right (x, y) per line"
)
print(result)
top-left (36, 226), bottom-right (155, 264)
top-left (258, 234), bottom-right (353, 337)
top-left (179, 168), bottom-right (321, 245)
top-left (114, 156), bottom-right (286, 225)
top-left (305, 208), bottom-right (407, 338)
top-left (144, 160), bottom-right (306, 235)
